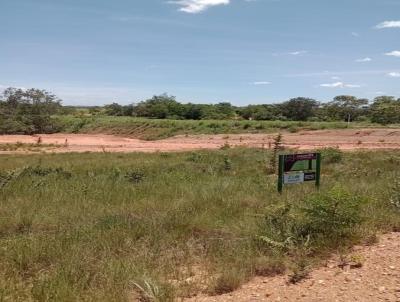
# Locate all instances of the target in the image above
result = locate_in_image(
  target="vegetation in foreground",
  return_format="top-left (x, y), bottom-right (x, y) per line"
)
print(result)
top-left (0, 148), bottom-right (399, 301)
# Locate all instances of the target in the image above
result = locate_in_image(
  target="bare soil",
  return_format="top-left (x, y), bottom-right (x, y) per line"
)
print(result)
top-left (186, 232), bottom-right (400, 302)
top-left (0, 128), bottom-right (399, 154)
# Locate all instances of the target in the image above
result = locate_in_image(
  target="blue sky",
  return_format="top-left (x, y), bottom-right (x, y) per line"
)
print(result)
top-left (1, 0), bottom-right (400, 105)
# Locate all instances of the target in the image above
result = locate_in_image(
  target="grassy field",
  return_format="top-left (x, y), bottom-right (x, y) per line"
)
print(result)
top-left (1, 148), bottom-right (400, 301)
top-left (55, 116), bottom-right (384, 140)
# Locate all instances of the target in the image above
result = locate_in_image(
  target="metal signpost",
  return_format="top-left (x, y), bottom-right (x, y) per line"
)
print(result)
top-left (278, 153), bottom-right (321, 193)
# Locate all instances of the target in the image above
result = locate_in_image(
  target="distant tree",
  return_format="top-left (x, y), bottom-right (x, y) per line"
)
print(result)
top-left (197, 102), bottom-right (236, 120)
top-left (370, 96), bottom-right (400, 124)
top-left (0, 87), bottom-right (62, 134)
top-left (183, 103), bottom-right (204, 120)
top-left (238, 104), bottom-right (278, 120)
top-left (104, 103), bottom-right (124, 116)
top-left (215, 102), bottom-right (236, 119)
top-left (133, 94), bottom-right (184, 119)
top-left (280, 97), bottom-right (319, 121)
top-left (324, 95), bottom-right (369, 122)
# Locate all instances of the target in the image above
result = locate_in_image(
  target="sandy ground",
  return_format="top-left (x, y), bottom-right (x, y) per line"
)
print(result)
top-left (186, 232), bottom-right (400, 302)
top-left (0, 128), bottom-right (400, 154)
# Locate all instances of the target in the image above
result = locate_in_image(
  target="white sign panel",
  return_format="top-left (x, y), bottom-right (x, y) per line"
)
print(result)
top-left (284, 172), bottom-right (305, 184)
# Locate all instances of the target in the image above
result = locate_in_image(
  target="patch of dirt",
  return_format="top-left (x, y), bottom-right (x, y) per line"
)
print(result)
top-left (0, 128), bottom-right (399, 154)
top-left (185, 232), bottom-right (400, 302)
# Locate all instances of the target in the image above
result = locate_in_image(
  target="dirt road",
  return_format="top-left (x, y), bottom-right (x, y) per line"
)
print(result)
top-left (186, 232), bottom-right (400, 302)
top-left (0, 128), bottom-right (400, 153)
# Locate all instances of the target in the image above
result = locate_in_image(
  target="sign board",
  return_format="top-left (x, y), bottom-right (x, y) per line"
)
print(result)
top-left (278, 153), bottom-right (321, 192)
top-left (284, 172), bottom-right (304, 184)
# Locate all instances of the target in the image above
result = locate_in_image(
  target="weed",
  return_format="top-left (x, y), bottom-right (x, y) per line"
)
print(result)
top-left (124, 169), bottom-right (146, 184)
top-left (318, 147), bottom-right (343, 164)
top-left (288, 259), bottom-right (310, 284)
top-left (266, 133), bottom-right (283, 174)
top-left (209, 269), bottom-right (245, 295)
top-left (223, 156), bottom-right (232, 171)
top-left (253, 257), bottom-right (286, 277)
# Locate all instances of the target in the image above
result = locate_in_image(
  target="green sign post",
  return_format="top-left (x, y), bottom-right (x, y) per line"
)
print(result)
top-left (278, 153), bottom-right (321, 193)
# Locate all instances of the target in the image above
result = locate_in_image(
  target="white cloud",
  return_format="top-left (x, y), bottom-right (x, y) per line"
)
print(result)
top-left (351, 32), bottom-right (360, 37)
top-left (385, 51), bottom-right (400, 57)
top-left (168, 0), bottom-right (230, 13)
top-left (345, 84), bottom-right (362, 88)
top-left (320, 82), bottom-right (361, 88)
top-left (355, 57), bottom-right (372, 62)
top-left (376, 21), bottom-right (400, 29)
top-left (388, 72), bottom-right (400, 77)
top-left (252, 81), bottom-right (271, 85)
top-left (331, 76), bottom-right (341, 80)
top-left (288, 50), bottom-right (307, 56)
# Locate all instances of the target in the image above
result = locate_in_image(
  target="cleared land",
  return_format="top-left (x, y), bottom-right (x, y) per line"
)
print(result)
top-left (0, 128), bottom-right (400, 154)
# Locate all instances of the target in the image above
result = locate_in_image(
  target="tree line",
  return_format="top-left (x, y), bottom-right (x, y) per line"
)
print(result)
top-left (100, 93), bottom-right (400, 125)
top-left (1, 87), bottom-right (400, 134)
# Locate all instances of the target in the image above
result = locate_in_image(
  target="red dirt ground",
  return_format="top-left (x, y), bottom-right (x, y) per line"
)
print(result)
top-left (0, 128), bottom-right (399, 154)
top-left (185, 232), bottom-right (400, 302)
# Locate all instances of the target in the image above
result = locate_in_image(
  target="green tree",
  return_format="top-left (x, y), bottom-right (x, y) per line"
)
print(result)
top-left (104, 103), bottom-right (125, 116)
top-left (238, 105), bottom-right (278, 120)
top-left (370, 96), bottom-right (400, 124)
top-left (324, 95), bottom-right (368, 122)
top-left (280, 97), bottom-right (319, 121)
top-left (183, 103), bottom-right (205, 120)
top-left (133, 94), bottom-right (184, 119)
top-left (0, 87), bottom-right (62, 134)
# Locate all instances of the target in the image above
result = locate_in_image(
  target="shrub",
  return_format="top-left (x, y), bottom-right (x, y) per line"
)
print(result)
top-left (318, 147), bottom-right (343, 164)
top-left (259, 187), bottom-right (365, 251)
top-left (124, 169), bottom-right (146, 184)
top-left (301, 187), bottom-right (365, 239)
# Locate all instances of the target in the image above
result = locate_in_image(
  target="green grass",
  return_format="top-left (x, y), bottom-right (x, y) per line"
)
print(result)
top-left (54, 115), bottom-right (385, 140)
top-left (0, 148), bottom-right (399, 301)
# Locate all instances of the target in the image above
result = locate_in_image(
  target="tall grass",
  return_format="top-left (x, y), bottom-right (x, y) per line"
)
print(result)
top-left (0, 149), bottom-right (399, 301)
top-left (54, 116), bottom-right (378, 140)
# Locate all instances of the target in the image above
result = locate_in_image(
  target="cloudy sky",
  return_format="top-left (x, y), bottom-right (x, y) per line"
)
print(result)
top-left (1, 0), bottom-right (400, 105)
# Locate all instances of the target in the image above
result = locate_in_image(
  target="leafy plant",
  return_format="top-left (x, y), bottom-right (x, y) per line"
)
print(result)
top-left (301, 187), bottom-right (364, 238)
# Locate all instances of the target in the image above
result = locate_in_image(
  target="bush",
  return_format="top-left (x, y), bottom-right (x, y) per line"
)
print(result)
top-left (301, 187), bottom-right (365, 239)
top-left (259, 187), bottom-right (365, 251)
top-left (318, 147), bottom-right (343, 164)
